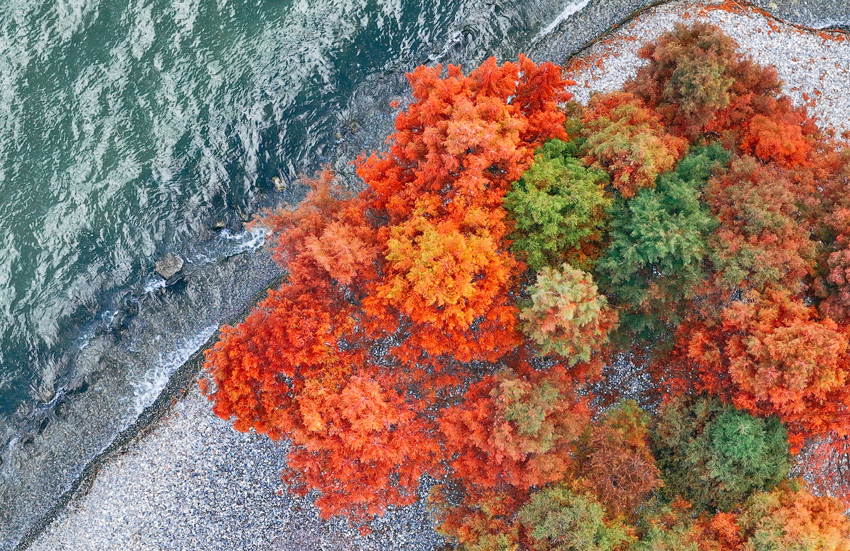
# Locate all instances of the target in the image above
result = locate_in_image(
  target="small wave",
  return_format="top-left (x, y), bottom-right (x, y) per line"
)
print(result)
top-left (218, 226), bottom-right (269, 254)
top-left (129, 325), bottom-right (217, 417)
top-left (143, 278), bottom-right (167, 294)
top-left (536, 0), bottom-right (592, 39)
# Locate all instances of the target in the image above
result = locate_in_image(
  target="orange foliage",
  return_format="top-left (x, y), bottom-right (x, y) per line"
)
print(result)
top-left (740, 114), bottom-right (812, 168)
top-left (357, 55), bottom-right (573, 362)
top-left (440, 367), bottom-right (590, 491)
top-left (283, 372), bottom-right (442, 525)
top-left (688, 288), bottom-right (850, 448)
top-left (582, 91), bottom-right (687, 198)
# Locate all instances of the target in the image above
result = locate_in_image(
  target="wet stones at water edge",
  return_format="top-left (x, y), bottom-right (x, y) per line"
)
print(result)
top-left (155, 253), bottom-right (184, 281)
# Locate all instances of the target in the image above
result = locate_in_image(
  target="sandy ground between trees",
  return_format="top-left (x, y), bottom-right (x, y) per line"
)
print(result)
top-left (26, 1), bottom-right (850, 549)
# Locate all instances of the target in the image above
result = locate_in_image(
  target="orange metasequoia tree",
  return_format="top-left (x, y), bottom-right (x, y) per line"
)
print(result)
top-left (357, 55), bottom-right (573, 364)
top-left (204, 57), bottom-right (581, 529)
top-left (581, 91), bottom-right (687, 198)
top-left (688, 288), bottom-right (850, 450)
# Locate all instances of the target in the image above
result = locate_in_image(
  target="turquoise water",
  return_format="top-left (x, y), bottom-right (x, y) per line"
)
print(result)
top-left (0, 0), bottom-right (848, 547)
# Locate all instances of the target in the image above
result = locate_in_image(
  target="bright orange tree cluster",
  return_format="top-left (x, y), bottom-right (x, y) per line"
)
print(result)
top-left (204, 23), bottom-right (850, 548)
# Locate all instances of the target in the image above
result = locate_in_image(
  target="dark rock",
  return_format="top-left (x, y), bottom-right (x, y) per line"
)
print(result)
top-left (66, 376), bottom-right (89, 395)
top-left (155, 253), bottom-right (184, 280)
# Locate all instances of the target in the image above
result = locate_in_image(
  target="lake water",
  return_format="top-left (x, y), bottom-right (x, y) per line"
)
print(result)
top-left (1, 0), bottom-right (848, 547)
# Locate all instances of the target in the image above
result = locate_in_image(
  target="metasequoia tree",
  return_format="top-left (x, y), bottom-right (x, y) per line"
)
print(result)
top-left (626, 22), bottom-right (740, 138)
top-left (688, 289), bottom-right (850, 447)
top-left (581, 91), bottom-right (687, 198)
top-left (651, 396), bottom-right (790, 512)
top-left (504, 138), bottom-right (611, 271)
top-left (439, 368), bottom-right (591, 491)
top-left (518, 486), bottom-right (632, 551)
top-left (283, 372), bottom-right (442, 524)
top-left (595, 144), bottom-right (725, 340)
top-left (704, 156), bottom-right (815, 294)
top-left (357, 55), bottom-right (573, 364)
top-left (520, 264), bottom-right (617, 363)
top-left (627, 21), bottom-right (818, 151)
top-left (739, 481), bottom-right (850, 551)
top-left (576, 401), bottom-right (662, 519)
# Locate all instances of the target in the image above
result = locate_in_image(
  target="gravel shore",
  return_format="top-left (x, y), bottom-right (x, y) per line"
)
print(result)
top-left (567, 0), bottom-right (850, 137)
top-left (25, 1), bottom-right (850, 550)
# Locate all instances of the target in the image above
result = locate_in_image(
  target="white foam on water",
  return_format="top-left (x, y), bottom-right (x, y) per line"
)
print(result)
top-left (129, 325), bottom-right (217, 417)
top-left (219, 226), bottom-right (269, 254)
top-left (143, 277), bottom-right (167, 293)
top-left (536, 0), bottom-right (592, 38)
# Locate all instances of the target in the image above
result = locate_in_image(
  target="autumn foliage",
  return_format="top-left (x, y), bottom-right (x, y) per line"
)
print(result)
top-left (204, 22), bottom-right (850, 549)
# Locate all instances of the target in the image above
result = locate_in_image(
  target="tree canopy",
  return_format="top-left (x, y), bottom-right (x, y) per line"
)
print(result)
top-left (203, 22), bottom-right (850, 548)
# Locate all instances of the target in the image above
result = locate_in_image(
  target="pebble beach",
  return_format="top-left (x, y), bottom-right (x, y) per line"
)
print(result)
top-left (23, 1), bottom-right (850, 549)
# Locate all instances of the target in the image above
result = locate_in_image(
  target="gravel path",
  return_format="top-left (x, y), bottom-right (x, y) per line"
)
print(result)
top-left (26, 2), bottom-right (850, 550)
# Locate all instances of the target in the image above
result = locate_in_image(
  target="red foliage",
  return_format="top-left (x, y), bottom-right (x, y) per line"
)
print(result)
top-left (800, 436), bottom-right (850, 508)
top-left (704, 156), bottom-right (815, 294)
top-left (740, 114), bottom-right (812, 168)
top-left (581, 91), bottom-right (687, 198)
top-left (202, 26), bottom-right (850, 541)
top-left (283, 372), bottom-right (442, 525)
top-left (688, 288), bottom-right (850, 448)
top-left (439, 367), bottom-right (591, 491)
top-left (577, 401), bottom-right (662, 519)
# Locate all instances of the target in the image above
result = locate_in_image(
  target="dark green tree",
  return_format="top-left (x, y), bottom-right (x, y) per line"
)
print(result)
top-left (594, 144), bottom-right (727, 341)
top-left (651, 396), bottom-right (791, 513)
top-left (505, 139), bottom-right (610, 272)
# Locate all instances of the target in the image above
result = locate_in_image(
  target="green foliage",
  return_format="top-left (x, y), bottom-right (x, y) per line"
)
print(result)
top-left (505, 139), bottom-right (610, 272)
top-left (594, 144), bottom-right (727, 340)
top-left (652, 396), bottom-right (791, 513)
top-left (518, 486), bottom-right (632, 551)
top-left (520, 264), bottom-right (617, 364)
top-left (629, 523), bottom-right (700, 551)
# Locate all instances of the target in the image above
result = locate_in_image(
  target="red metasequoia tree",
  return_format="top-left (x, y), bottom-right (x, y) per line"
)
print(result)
top-left (204, 57), bottom-right (582, 529)
top-left (703, 156), bottom-right (815, 295)
top-left (576, 400), bottom-right (662, 520)
top-left (687, 288), bottom-right (850, 450)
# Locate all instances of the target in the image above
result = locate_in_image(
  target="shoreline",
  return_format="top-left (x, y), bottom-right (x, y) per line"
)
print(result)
top-left (12, 273), bottom-right (286, 551)
top-left (20, 1), bottom-right (850, 549)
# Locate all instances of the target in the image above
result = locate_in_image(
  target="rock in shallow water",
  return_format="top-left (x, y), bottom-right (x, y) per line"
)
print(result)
top-left (155, 254), bottom-right (185, 280)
